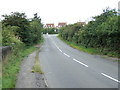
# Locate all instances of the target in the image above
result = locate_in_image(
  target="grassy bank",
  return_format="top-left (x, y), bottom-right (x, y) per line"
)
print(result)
top-left (58, 35), bottom-right (118, 58)
top-left (2, 46), bottom-right (37, 88)
top-left (2, 36), bottom-right (44, 88)
top-left (0, 62), bottom-right (2, 90)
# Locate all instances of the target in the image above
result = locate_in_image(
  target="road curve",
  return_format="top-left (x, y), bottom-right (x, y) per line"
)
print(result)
top-left (39, 34), bottom-right (118, 88)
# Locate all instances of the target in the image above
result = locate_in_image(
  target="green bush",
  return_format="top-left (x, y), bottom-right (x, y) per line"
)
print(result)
top-left (42, 28), bottom-right (58, 34)
top-left (2, 12), bottom-right (43, 45)
top-left (59, 8), bottom-right (119, 57)
top-left (2, 12), bottom-right (44, 88)
top-left (0, 22), bottom-right (2, 46)
top-left (30, 20), bottom-right (42, 44)
top-left (2, 26), bottom-right (23, 47)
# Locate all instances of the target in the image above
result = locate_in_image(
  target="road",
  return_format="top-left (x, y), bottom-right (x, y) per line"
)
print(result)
top-left (39, 34), bottom-right (119, 88)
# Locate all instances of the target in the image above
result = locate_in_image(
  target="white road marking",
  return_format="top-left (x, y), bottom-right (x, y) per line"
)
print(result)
top-left (47, 36), bottom-right (120, 85)
top-left (53, 41), bottom-right (63, 53)
top-left (56, 46), bottom-right (59, 49)
top-left (73, 58), bottom-right (88, 67)
top-left (58, 48), bottom-right (62, 52)
top-left (63, 53), bottom-right (70, 57)
top-left (55, 44), bottom-right (59, 49)
top-left (101, 73), bottom-right (120, 83)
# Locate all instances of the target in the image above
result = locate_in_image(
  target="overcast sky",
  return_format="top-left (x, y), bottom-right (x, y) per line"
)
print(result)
top-left (0, 0), bottom-right (119, 25)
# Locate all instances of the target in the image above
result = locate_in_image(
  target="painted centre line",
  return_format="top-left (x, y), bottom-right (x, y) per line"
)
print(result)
top-left (63, 53), bottom-right (70, 57)
top-left (57, 47), bottom-right (62, 52)
top-left (58, 49), bottom-right (62, 52)
top-left (101, 73), bottom-right (120, 83)
top-left (53, 41), bottom-right (63, 53)
top-left (56, 46), bottom-right (59, 49)
top-left (73, 58), bottom-right (88, 67)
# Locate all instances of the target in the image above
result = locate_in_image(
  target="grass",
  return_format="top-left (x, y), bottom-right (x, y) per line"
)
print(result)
top-left (58, 35), bottom-right (119, 58)
top-left (31, 36), bottom-right (44, 74)
top-left (2, 46), bottom-right (37, 88)
top-left (2, 36), bottom-right (44, 88)
top-left (0, 61), bottom-right (2, 90)
top-left (31, 50), bottom-right (43, 74)
top-left (58, 36), bottom-right (99, 54)
top-left (0, 33), bottom-right (1, 46)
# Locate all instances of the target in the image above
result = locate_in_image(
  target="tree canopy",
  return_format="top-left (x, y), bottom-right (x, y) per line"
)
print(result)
top-left (2, 12), bottom-right (43, 46)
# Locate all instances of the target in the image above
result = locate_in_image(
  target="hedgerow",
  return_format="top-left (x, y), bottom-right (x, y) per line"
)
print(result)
top-left (59, 8), bottom-right (119, 57)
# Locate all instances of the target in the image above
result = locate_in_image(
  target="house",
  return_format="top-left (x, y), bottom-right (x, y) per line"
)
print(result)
top-left (58, 22), bottom-right (67, 27)
top-left (77, 22), bottom-right (86, 26)
top-left (45, 23), bottom-right (55, 28)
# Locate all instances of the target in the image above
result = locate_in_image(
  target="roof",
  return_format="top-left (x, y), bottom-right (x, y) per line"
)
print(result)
top-left (46, 23), bottom-right (54, 25)
top-left (77, 22), bottom-right (86, 25)
top-left (58, 22), bottom-right (67, 26)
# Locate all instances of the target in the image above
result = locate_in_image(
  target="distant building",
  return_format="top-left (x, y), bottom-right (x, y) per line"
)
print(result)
top-left (58, 22), bottom-right (67, 27)
top-left (45, 23), bottom-right (55, 28)
top-left (44, 22), bottom-right (67, 28)
top-left (77, 22), bottom-right (86, 26)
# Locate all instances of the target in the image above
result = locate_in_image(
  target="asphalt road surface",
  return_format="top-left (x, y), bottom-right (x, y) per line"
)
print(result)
top-left (39, 34), bottom-right (119, 88)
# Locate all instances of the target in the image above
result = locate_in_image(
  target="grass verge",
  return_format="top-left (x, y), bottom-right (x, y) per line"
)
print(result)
top-left (58, 35), bottom-right (119, 58)
top-left (58, 36), bottom-right (98, 54)
top-left (2, 46), bottom-right (37, 88)
top-left (31, 36), bottom-right (44, 74)
top-left (0, 61), bottom-right (2, 90)
top-left (2, 36), bottom-right (44, 88)
top-left (31, 50), bottom-right (43, 74)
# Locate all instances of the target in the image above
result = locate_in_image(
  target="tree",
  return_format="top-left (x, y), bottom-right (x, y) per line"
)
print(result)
top-left (59, 8), bottom-right (119, 57)
top-left (2, 12), bottom-right (31, 45)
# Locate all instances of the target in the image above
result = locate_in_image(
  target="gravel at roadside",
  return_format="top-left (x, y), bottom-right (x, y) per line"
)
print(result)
top-left (15, 51), bottom-right (47, 88)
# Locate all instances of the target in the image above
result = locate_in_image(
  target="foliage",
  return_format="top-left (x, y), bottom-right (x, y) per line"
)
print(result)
top-left (42, 28), bottom-right (58, 34)
top-left (58, 35), bottom-right (99, 54)
top-left (29, 16), bottom-right (42, 44)
top-left (0, 61), bottom-right (1, 90)
top-left (2, 46), bottom-right (37, 88)
top-left (2, 12), bottom-right (44, 88)
top-left (2, 26), bottom-right (23, 46)
top-left (59, 23), bottom-right (83, 41)
top-left (2, 12), bottom-right (30, 44)
top-left (0, 22), bottom-right (2, 46)
top-left (2, 12), bottom-right (43, 45)
top-left (59, 8), bottom-right (119, 57)
top-left (31, 50), bottom-right (43, 74)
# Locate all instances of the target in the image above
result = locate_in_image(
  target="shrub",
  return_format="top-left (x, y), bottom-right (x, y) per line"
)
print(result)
top-left (59, 8), bottom-right (119, 57)
top-left (2, 26), bottom-right (23, 47)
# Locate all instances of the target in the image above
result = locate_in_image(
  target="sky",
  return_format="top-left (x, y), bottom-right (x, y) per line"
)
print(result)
top-left (0, 0), bottom-right (119, 25)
